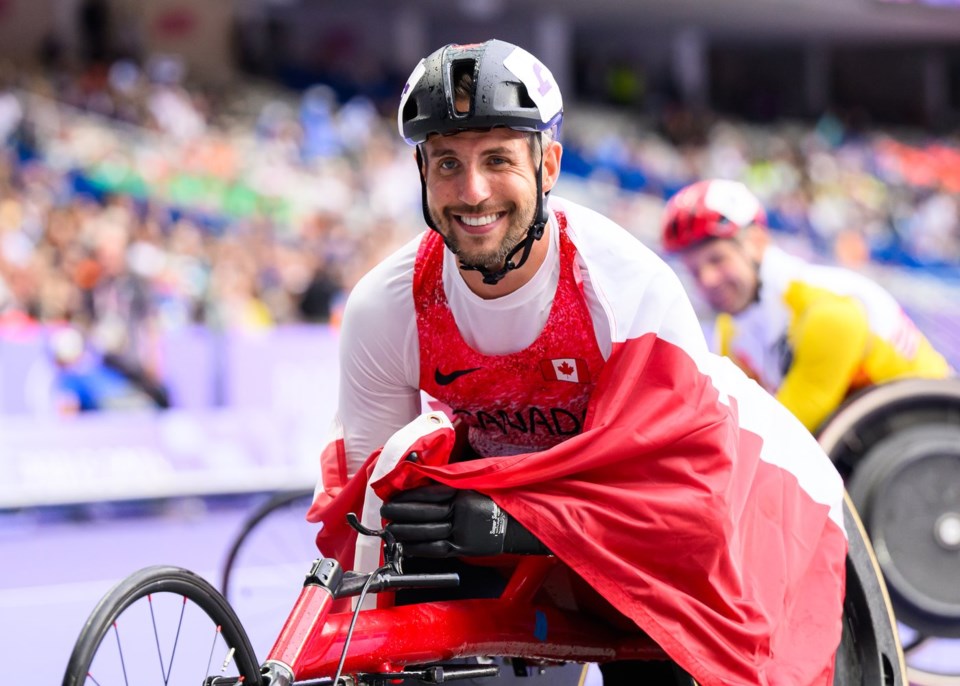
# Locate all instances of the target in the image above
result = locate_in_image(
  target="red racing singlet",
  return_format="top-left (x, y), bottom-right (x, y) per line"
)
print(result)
top-left (414, 212), bottom-right (606, 457)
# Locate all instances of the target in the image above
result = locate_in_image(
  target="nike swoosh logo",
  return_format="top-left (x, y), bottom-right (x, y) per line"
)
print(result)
top-left (434, 366), bottom-right (481, 386)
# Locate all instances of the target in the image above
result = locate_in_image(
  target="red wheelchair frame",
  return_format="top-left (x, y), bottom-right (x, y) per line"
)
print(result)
top-left (268, 560), bottom-right (662, 681)
top-left (241, 515), bottom-right (666, 685)
top-left (64, 493), bottom-right (903, 686)
top-left (191, 493), bottom-right (906, 686)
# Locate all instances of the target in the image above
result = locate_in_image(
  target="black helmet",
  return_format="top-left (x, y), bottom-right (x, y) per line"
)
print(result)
top-left (399, 39), bottom-right (562, 286)
top-left (398, 39), bottom-right (563, 146)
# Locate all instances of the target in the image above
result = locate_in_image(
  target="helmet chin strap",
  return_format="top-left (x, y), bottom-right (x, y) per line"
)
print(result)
top-left (416, 137), bottom-right (549, 287)
top-left (459, 178), bottom-right (548, 285)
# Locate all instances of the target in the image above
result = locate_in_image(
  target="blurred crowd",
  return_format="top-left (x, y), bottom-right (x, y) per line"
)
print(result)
top-left (0, 58), bottom-right (426, 410)
top-left (561, 105), bottom-right (960, 270)
top-left (0, 56), bottom-right (958, 412)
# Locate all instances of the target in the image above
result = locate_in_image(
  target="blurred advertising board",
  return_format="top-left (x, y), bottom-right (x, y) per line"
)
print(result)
top-left (0, 325), bottom-right (339, 507)
top-left (0, 407), bottom-right (328, 508)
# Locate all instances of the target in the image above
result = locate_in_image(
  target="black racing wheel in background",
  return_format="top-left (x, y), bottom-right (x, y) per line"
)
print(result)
top-left (817, 378), bottom-right (960, 684)
top-left (836, 492), bottom-right (907, 686)
top-left (219, 488), bottom-right (318, 657)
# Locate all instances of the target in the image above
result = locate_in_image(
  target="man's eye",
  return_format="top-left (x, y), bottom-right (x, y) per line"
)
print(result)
top-left (438, 159), bottom-right (458, 171)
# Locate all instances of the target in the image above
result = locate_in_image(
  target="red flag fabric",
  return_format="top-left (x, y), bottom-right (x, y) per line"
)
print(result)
top-left (310, 197), bottom-right (847, 684)
top-left (313, 332), bottom-right (847, 686)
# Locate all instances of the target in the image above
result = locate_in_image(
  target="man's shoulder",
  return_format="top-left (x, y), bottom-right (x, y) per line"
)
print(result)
top-left (553, 195), bottom-right (673, 281)
top-left (553, 195), bottom-right (633, 239)
top-left (765, 245), bottom-right (895, 308)
top-left (343, 233), bottom-right (422, 323)
top-left (551, 196), bottom-right (697, 345)
top-left (553, 195), bottom-right (663, 264)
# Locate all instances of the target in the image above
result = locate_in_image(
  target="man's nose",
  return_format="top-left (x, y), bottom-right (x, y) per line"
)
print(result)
top-left (697, 265), bottom-right (723, 289)
top-left (459, 165), bottom-right (492, 205)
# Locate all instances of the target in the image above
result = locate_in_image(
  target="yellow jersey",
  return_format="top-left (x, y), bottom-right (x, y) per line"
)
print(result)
top-left (715, 246), bottom-right (952, 432)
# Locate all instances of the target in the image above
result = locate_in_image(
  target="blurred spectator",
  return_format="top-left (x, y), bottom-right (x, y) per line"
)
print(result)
top-left (147, 81), bottom-right (206, 140)
top-left (297, 258), bottom-right (341, 323)
top-left (79, 0), bottom-right (111, 63)
top-left (145, 54), bottom-right (206, 140)
top-left (0, 88), bottom-right (23, 145)
top-left (48, 326), bottom-right (169, 413)
top-left (299, 84), bottom-right (342, 163)
top-left (0, 56), bottom-right (958, 417)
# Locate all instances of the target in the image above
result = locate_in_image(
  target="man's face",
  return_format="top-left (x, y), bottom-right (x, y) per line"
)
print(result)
top-left (681, 239), bottom-right (759, 315)
top-left (421, 128), bottom-right (552, 270)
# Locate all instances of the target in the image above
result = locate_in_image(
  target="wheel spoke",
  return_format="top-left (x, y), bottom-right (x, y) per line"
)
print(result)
top-left (147, 592), bottom-right (191, 684)
top-left (205, 624), bottom-right (223, 678)
top-left (166, 595), bottom-right (188, 684)
top-left (112, 621), bottom-right (130, 686)
top-left (148, 594), bottom-right (169, 681)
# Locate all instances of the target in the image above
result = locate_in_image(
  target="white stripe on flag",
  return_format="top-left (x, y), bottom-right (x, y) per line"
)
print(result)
top-left (354, 412), bottom-right (454, 608)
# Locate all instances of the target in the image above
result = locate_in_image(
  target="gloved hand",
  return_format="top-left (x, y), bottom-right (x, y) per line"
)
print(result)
top-left (380, 484), bottom-right (550, 558)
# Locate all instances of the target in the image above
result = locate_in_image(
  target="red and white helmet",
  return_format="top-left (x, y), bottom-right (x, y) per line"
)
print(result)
top-left (660, 179), bottom-right (767, 253)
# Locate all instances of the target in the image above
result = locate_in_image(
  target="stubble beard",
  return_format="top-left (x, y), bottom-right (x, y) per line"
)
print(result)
top-left (708, 284), bottom-right (750, 315)
top-left (432, 198), bottom-right (537, 270)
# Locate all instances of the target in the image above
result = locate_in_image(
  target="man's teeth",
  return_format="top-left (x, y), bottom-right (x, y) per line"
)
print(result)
top-left (460, 213), bottom-right (499, 227)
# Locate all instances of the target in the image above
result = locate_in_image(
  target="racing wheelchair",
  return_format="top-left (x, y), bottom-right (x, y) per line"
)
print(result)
top-left (63, 487), bottom-right (904, 686)
top-left (211, 376), bottom-right (960, 682)
top-left (815, 377), bottom-right (960, 684)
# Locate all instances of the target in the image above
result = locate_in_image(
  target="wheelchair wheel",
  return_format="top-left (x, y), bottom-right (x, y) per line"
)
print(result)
top-left (816, 378), bottom-right (960, 485)
top-left (220, 488), bottom-right (317, 657)
top-left (835, 493), bottom-right (907, 686)
top-left (817, 377), bottom-right (960, 679)
top-left (847, 424), bottom-right (960, 637)
top-left (63, 565), bottom-right (261, 686)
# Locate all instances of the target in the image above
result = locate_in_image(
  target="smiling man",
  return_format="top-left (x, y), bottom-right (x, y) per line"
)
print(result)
top-left (307, 40), bottom-right (851, 686)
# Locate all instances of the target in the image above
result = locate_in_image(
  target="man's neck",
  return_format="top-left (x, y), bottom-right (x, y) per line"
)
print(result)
top-left (459, 231), bottom-right (550, 299)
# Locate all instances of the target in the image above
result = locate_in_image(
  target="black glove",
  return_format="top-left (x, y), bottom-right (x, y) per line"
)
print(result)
top-left (380, 484), bottom-right (550, 558)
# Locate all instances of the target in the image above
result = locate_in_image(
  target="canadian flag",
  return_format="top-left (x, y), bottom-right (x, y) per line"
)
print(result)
top-left (540, 357), bottom-right (590, 383)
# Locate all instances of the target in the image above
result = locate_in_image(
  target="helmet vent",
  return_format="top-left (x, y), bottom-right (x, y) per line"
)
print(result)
top-left (515, 84), bottom-right (535, 110)
top-left (451, 59), bottom-right (476, 115)
top-left (401, 98), bottom-right (418, 126)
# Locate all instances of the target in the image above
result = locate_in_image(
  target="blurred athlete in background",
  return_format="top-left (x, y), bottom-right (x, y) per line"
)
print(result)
top-left (661, 178), bottom-right (952, 432)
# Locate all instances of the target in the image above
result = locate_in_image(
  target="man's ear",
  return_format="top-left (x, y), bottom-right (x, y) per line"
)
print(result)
top-left (741, 224), bottom-right (769, 262)
top-left (541, 141), bottom-right (563, 194)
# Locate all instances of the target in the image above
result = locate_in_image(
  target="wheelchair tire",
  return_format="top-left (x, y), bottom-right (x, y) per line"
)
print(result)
top-left (817, 377), bottom-right (960, 658)
top-left (836, 493), bottom-right (907, 685)
top-left (847, 424), bottom-right (960, 637)
top-left (816, 378), bottom-right (960, 482)
top-left (219, 489), bottom-right (318, 658)
top-left (220, 488), bottom-right (316, 603)
top-left (63, 565), bottom-right (261, 686)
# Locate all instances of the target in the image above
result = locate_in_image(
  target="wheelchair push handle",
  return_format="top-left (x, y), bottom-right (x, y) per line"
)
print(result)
top-left (336, 570), bottom-right (461, 598)
top-left (309, 512), bottom-right (462, 598)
